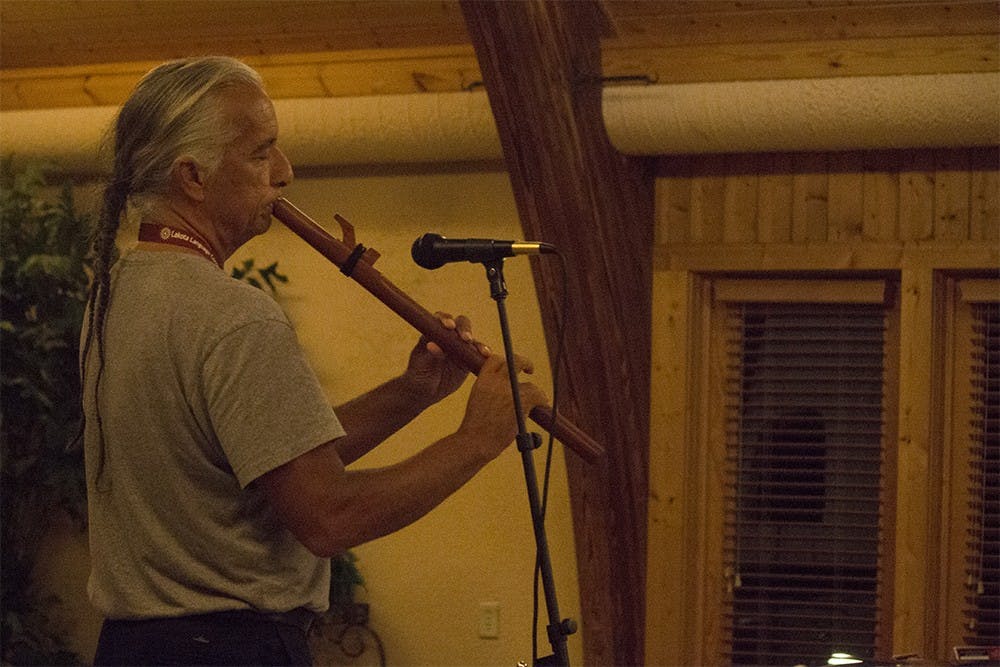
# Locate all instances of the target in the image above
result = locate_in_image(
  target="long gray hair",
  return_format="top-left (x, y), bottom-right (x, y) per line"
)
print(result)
top-left (81, 56), bottom-right (263, 486)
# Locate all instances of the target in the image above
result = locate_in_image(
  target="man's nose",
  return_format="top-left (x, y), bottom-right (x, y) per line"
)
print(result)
top-left (272, 146), bottom-right (293, 187)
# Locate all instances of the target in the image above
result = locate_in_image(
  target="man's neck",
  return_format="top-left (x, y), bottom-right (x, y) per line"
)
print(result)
top-left (140, 203), bottom-right (230, 265)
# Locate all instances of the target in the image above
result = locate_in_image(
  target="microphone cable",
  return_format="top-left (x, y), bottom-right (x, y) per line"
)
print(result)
top-left (532, 248), bottom-right (570, 665)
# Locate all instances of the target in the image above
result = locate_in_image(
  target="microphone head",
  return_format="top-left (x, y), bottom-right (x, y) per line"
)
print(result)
top-left (411, 233), bottom-right (447, 270)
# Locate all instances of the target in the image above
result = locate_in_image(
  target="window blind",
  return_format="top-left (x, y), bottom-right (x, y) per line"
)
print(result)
top-left (965, 300), bottom-right (999, 645)
top-left (722, 301), bottom-right (888, 666)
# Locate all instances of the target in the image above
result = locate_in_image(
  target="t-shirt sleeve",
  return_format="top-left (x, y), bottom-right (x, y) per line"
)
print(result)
top-left (201, 314), bottom-right (345, 488)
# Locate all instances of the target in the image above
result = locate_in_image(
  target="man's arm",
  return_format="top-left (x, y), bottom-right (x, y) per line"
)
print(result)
top-left (331, 374), bottom-right (432, 465)
top-left (257, 353), bottom-right (546, 556)
top-left (332, 312), bottom-right (488, 465)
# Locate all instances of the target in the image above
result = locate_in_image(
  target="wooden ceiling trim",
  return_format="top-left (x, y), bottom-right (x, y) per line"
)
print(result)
top-left (0, 0), bottom-right (471, 69)
top-left (461, 1), bottom-right (654, 665)
top-left (261, 46), bottom-right (482, 98)
top-left (4, 32), bottom-right (995, 112)
top-left (2, 0), bottom-right (996, 112)
top-left (604, 0), bottom-right (999, 47)
top-left (604, 34), bottom-right (999, 85)
top-left (3, 0), bottom-right (995, 73)
top-left (0, 46), bottom-right (482, 111)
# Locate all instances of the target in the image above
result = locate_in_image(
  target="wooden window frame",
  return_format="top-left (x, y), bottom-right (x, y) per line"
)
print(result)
top-left (935, 275), bottom-right (1000, 656)
top-left (645, 274), bottom-right (900, 666)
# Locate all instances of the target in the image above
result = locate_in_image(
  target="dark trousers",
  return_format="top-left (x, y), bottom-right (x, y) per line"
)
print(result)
top-left (93, 610), bottom-right (314, 666)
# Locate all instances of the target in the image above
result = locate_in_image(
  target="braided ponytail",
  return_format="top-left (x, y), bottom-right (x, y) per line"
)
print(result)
top-left (79, 174), bottom-right (127, 487)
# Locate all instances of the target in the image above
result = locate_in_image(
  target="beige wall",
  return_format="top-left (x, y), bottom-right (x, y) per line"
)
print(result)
top-left (37, 165), bottom-right (582, 666)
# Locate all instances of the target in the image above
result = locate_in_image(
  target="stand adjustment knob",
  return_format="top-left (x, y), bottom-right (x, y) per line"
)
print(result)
top-left (516, 432), bottom-right (542, 452)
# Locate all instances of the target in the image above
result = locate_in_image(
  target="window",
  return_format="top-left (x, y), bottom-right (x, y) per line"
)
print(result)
top-left (965, 296), bottom-right (999, 645)
top-left (713, 280), bottom-right (898, 666)
top-left (942, 278), bottom-right (999, 652)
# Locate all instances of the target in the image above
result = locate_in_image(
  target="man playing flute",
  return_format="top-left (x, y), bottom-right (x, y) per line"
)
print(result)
top-left (80, 56), bottom-right (547, 666)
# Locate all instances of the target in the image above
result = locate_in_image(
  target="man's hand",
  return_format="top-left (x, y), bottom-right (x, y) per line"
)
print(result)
top-left (459, 352), bottom-right (548, 461)
top-left (402, 312), bottom-right (490, 406)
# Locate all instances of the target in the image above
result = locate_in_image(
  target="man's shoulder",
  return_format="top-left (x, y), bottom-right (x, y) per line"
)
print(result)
top-left (200, 268), bottom-right (287, 326)
top-left (121, 250), bottom-right (289, 329)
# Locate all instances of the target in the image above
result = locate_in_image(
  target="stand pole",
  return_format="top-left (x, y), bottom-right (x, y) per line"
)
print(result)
top-left (481, 259), bottom-right (575, 667)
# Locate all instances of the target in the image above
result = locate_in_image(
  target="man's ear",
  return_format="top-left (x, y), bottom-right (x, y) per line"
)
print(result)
top-left (172, 156), bottom-right (207, 202)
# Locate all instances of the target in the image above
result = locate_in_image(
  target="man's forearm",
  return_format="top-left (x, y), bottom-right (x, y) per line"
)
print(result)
top-left (332, 375), bottom-right (433, 464)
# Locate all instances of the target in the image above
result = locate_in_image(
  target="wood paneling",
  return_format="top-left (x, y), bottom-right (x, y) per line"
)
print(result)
top-left (603, 35), bottom-right (997, 85)
top-left (1, 1), bottom-right (997, 110)
top-left (655, 147), bottom-right (1000, 248)
top-left (605, 0), bottom-right (999, 46)
top-left (647, 145), bottom-right (999, 663)
top-left (0, 47), bottom-right (484, 110)
top-left (0, 0), bottom-right (472, 68)
top-left (645, 269), bottom-right (695, 667)
top-left (4, 0), bottom-right (995, 69)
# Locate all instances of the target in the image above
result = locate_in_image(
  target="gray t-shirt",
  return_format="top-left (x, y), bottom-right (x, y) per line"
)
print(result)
top-left (81, 249), bottom-right (345, 619)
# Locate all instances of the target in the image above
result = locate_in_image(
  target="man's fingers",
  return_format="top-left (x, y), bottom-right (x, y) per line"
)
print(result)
top-left (479, 351), bottom-right (535, 375)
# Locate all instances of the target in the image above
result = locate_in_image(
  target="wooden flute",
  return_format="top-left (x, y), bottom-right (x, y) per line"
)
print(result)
top-left (271, 198), bottom-right (604, 464)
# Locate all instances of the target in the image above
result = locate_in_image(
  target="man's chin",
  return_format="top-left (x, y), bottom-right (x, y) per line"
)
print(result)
top-left (233, 215), bottom-right (273, 249)
top-left (252, 214), bottom-right (273, 236)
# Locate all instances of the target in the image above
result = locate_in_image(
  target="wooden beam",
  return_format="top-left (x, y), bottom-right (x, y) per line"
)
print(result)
top-left (459, 2), bottom-right (653, 665)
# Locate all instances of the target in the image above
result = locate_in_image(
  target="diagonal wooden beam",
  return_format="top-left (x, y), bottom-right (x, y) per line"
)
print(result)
top-left (459, 2), bottom-right (654, 665)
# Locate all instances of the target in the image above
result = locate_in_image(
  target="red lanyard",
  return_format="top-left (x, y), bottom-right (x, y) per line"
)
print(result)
top-left (138, 223), bottom-right (221, 267)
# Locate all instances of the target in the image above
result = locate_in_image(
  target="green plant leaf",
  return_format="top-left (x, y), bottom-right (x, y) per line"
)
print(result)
top-left (1, 159), bottom-right (90, 665)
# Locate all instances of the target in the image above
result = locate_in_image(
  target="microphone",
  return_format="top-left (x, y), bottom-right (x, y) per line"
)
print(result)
top-left (411, 233), bottom-right (556, 270)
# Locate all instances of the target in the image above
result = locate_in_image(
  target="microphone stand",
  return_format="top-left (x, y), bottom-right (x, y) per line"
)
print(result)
top-left (481, 258), bottom-right (576, 667)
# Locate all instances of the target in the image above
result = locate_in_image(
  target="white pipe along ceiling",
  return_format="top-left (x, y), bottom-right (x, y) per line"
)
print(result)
top-left (1, 72), bottom-right (997, 174)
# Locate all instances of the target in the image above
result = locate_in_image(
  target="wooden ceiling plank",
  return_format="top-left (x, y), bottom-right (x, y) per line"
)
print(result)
top-left (604, 0), bottom-right (1000, 47)
top-left (460, 2), bottom-right (654, 666)
top-left (5, 30), bottom-right (994, 112)
top-left (0, 46), bottom-right (484, 110)
top-left (5, 0), bottom-right (995, 71)
top-left (603, 34), bottom-right (1000, 85)
top-left (0, 0), bottom-right (469, 69)
top-left (603, 0), bottom-right (946, 15)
